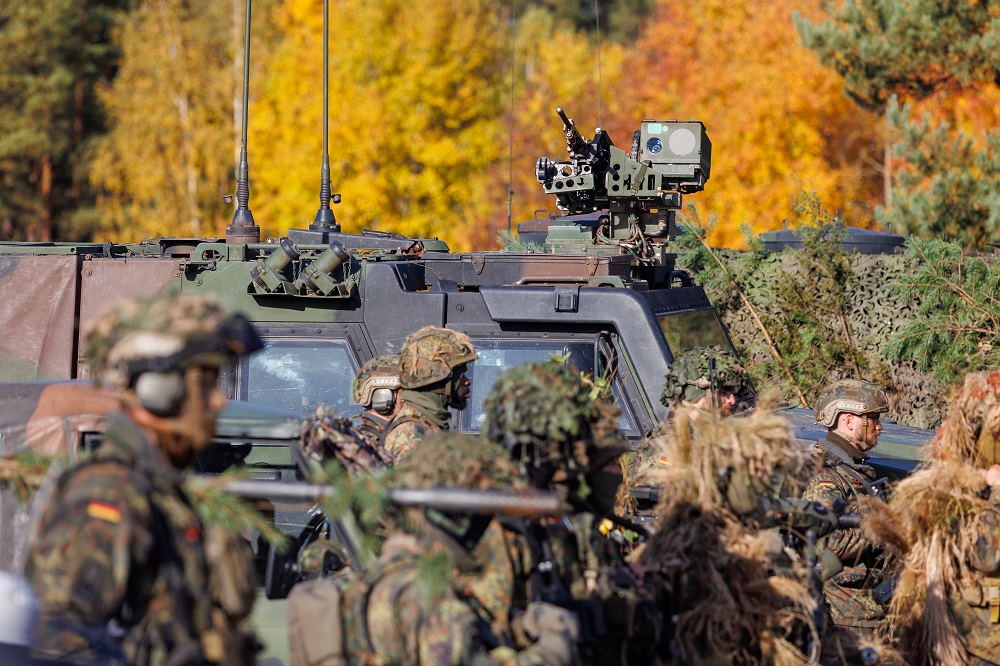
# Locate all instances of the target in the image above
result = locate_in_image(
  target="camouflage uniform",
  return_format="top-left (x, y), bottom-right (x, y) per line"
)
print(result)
top-left (381, 327), bottom-right (476, 459)
top-left (848, 372), bottom-right (1000, 665)
top-left (660, 345), bottom-right (750, 412)
top-left (336, 432), bottom-right (578, 666)
top-left (25, 293), bottom-right (262, 665)
top-left (805, 380), bottom-right (892, 634)
top-left (950, 496), bottom-right (1000, 665)
top-left (351, 354), bottom-right (401, 442)
top-left (483, 361), bottom-right (638, 664)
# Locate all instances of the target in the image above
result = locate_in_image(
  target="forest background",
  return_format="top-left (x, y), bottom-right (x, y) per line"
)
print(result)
top-left (4, 0), bottom-right (1000, 251)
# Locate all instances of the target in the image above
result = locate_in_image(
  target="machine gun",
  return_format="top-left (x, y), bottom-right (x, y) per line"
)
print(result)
top-left (535, 107), bottom-right (711, 285)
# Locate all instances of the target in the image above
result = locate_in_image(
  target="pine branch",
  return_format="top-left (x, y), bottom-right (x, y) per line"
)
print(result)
top-left (0, 453), bottom-right (58, 502)
top-left (183, 470), bottom-right (287, 551)
top-left (685, 220), bottom-right (807, 405)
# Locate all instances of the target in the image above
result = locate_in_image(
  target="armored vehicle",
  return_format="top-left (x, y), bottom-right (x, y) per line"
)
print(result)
top-left (0, 109), bottom-right (930, 474)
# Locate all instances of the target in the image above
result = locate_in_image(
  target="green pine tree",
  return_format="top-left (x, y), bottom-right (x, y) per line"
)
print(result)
top-left (0, 0), bottom-right (126, 241)
top-left (795, 0), bottom-right (1000, 215)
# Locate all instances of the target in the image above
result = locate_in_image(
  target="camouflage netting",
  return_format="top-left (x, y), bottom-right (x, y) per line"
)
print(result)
top-left (636, 403), bottom-right (816, 664)
top-left (860, 372), bottom-right (1000, 665)
top-left (681, 248), bottom-right (948, 428)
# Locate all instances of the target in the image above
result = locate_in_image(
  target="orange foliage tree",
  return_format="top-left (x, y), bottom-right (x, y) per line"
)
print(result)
top-left (608, 0), bottom-right (882, 248)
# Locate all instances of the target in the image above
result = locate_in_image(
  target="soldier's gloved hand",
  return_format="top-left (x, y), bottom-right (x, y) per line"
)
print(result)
top-left (519, 601), bottom-right (580, 666)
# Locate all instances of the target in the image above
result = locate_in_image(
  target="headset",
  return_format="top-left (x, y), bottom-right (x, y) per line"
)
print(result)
top-left (124, 314), bottom-right (263, 418)
top-left (133, 371), bottom-right (187, 417)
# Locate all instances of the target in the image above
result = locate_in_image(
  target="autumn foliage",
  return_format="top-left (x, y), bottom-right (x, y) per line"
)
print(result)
top-left (1, 0), bottom-right (998, 249)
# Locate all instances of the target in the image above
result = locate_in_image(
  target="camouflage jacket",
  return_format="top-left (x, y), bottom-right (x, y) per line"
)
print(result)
top-left (341, 531), bottom-right (546, 666)
top-left (356, 410), bottom-right (391, 443)
top-left (949, 494), bottom-right (1000, 663)
top-left (380, 392), bottom-right (450, 459)
top-left (803, 431), bottom-right (885, 566)
top-left (25, 412), bottom-right (222, 665)
top-left (501, 513), bottom-right (641, 665)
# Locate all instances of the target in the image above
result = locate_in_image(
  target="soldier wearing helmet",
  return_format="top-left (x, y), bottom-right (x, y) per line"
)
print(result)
top-left (804, 379), bottom-right (893, 636)
top-left (813, 378), bottom-right (890, 465)
top-left (288, 432), bottom-right (579, 666)
top-left (483, 361), bottom-right (636, 663)
top-left (660, 346), bottom-right (750, 419)
top-left (351, 353), bottom-right (402, 441)
top-left (24, 292), bottom-right (263, 665)
top-left (380, 326), bottom-right (476, 458)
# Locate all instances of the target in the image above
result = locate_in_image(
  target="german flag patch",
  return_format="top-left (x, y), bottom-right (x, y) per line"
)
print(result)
top-left (86, 501), bottom-right (122, 524)
top-left (817, 480), bottom-right (836, 488)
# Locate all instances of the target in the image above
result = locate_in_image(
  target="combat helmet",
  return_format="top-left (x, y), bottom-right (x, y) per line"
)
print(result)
top-left (483, 360), bottom-right (623, 477)
top-left (83, 292), bottom-right (262, 416)
top-left (813, 379), bottom-right (889, 428)
top-left (398, 326), bottom-right (476, 389)
top-left (661, 346), bottom-right (749, 407)
top-left (352, 354), bottom-right (401, 413)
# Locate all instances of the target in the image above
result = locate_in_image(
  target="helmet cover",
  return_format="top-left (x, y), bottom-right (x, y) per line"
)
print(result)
top-left (398, 327), bottom-right (476, 389)
top-left (352, 354), bottom-right (401, 406)
top-left (661, 346), bottom-right (748, 407)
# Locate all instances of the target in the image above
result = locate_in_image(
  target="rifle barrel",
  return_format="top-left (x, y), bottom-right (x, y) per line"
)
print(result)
top-left (200, 477), bottom-right (565, 517)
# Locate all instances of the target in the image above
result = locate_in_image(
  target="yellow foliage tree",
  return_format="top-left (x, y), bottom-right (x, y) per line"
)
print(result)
top-left (609, 0), bottom-right (882, 248)
top-left (90, 0), bottom-right (243, 241)
top-left (249, 0), bottom-right (507, 251)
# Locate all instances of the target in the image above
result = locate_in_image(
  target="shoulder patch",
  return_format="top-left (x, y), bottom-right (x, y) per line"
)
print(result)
top-left (86, 500), bottom-right (122, 524)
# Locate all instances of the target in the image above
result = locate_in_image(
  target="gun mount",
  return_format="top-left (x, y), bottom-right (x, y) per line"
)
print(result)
top-left (535, 107), bottom-right (711, 286)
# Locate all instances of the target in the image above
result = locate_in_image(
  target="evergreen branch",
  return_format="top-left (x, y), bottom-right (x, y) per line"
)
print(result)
top-left (184, 471), bottom-right (287, 551)
top-left (0, 453), bottom-right (58, 502)
top-left (690, 223), bottom-right (807, 406)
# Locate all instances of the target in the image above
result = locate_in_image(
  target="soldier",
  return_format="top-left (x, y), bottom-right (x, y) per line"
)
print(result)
top-left (289, 432), bottom-right (579, 666)
top-left (380, 326), bottom-right (476, 458)
top-left (871, 371), bottom-right (1000, 665)
top-left (24, 293), bottom-right (263, 666)
top-left (350, 353), bottom-right (401, 441)
top-left (805, 379), bottom-right (892, 637)
top-left (482, 361), bottom-right (635, 664)
top-left (660, 346), bottom-right (751, 419)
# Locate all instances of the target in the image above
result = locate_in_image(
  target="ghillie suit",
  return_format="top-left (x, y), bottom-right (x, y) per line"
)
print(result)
top-left (861, 371), bottom-right (1000, 665)
top-left (483, 360), bottom-right (643, 664)
top-left (637, 403), bottom-right (819, 665)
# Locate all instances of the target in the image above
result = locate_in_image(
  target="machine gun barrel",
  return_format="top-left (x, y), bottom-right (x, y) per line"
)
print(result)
top-left (204, 477), bottom-right (565, 517)
top-left (555, 106), bottom-right (589, 157)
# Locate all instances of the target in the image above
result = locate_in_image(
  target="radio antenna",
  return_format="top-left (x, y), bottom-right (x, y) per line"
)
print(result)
top-left (505, 0), bottom-right (517, 235)
top-left (227, 0), bottom-right (261, 244)
top-left (311, 0), bottom-right (341, 233)
top-left (594, 0), bottom-right (603, 127)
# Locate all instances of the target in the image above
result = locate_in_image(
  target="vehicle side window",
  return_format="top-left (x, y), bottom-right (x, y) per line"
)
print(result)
top-left (463, 339), bottom-right (639, 437)
top-left (242, 339), bottom-right (361, 415)
top-left (657, 309), bottom-right (735, 356)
